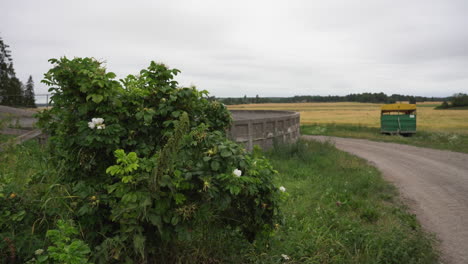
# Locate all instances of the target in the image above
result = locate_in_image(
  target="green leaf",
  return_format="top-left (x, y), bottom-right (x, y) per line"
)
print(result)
top-left (144, 114), bottom-right (152, 123)
top-left (221, 150), bottom-right (232, 157)
top-left (171, 216), bottom-right (180, 225)
top-left (107, 184), bottom-right (118, 193)
top-left (229, 185), bottom-right (241, 195)
top-left (173, 193), bottom-right (186, 204)
top-left (37, 255), bottom-right (49, 262)
top-left (211, 161), bottom-right (220, 171)
top-left (87, 94), bottom-right (104, 103)
top-left (172, 111), bottom-right (181, 118)
top-left (133, 234), bottom-right (146, 258)
top-left (106, 165), bottom-right (121, 176)
top-left (106, 72), bottom-right (116, 78)
top-left (122, 176), bottom-right (134, 183)
top-left (149, 214), bottom-right (162, 226)
top-left (135, 111), bottom-right (144, 120)
top-left (160, 175), bottom-right (172, 187)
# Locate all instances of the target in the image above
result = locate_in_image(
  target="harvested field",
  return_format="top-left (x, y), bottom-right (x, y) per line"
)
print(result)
top-left (228, 102), bottom-right (468, 134)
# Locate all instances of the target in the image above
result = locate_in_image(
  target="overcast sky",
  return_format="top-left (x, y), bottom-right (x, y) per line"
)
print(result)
top-left (2, 0), bottom-right (468, 97)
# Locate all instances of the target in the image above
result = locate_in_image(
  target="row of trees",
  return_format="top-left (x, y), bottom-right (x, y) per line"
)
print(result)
top-left (0, 36), bottom-right (36, 107)
top-left (218, 93), bottom-right (444, 105)
top-left (437, 93), bottom-right (468, 109)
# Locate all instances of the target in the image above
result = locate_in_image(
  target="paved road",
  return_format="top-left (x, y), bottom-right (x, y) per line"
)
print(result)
top-left (303, 135), bottom-right (468, 264)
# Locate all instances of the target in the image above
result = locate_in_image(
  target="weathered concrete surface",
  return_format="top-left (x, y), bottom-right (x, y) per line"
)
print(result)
top-left (304, 135), bottom-right (468, 264)
top-left (231, 110), bottom-right (295, 120)
top-left (0, 105), bottom-right (36, 117)
top-left (0, 128), bottom-right (31, 135)
top-left (0, 105), bottom-right (37, 128)
top-left (229, 110), bottom-right (300, 151)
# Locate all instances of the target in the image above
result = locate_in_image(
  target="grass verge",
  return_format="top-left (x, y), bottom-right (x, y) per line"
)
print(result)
top-left (302, 123), bottom-right (468, 154)
top-left (1, 140), bottom-right (438, 263)
top-left (0, 134), bottom-right (15, 143)
top-left (246, 139), bottom-right (438, 263)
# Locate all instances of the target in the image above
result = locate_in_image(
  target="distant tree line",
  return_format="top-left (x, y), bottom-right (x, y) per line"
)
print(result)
top-left (218, 93), bottom-right (445, 105)
top-left (436, 93), bottom-right (468, 109)
top-left (0, 36), bottom-right (36, 107)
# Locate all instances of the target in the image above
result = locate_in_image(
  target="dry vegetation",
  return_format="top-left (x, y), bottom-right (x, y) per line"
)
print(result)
top-left (228, 102), bottom-right (468, 134)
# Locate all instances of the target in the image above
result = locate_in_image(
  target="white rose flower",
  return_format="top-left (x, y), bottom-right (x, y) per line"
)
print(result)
top-left (279, 186), bottom-right (286, 192)
top-left (89, 118), bottom-right (105, 129)
top-left (233, 169), bottom-right (242, 177)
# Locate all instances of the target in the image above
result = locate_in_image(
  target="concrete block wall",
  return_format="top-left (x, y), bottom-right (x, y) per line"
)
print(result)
top-left (228, 110), bottom-right (300, 151)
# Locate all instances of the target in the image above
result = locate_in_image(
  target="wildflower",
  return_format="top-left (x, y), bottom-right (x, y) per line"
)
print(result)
top-left (281, 254), bottom-right (290, 260)
top-left (233, 169), bottom-right (242, 177)
top-left (35, 249), bottom-right (44, 255)
top-left (203, 180), bottom-right (210, 191)
top-left (92, 118), bottom-right (104, 124)
top-left (9, 193), bottom-right (16, 199)
top-left (279, 186), bottom-right (286, 192)
top-left (88, 117), bottom-right (105, 129)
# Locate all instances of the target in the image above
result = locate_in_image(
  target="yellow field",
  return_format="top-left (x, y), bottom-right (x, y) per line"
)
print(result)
top-left (228, 102), bottom-right (468, 134)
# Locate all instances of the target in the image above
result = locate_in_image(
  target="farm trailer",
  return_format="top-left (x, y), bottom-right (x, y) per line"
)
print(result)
top-left (380, 103), bottom-right (416, 135)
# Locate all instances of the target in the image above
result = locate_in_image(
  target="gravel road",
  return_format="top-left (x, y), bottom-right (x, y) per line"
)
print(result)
top-left (303, 135), bottom-right (468, 264)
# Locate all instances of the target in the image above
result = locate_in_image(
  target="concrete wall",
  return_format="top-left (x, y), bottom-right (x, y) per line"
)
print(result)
top-left (228, 110), bottom-right (300, 151)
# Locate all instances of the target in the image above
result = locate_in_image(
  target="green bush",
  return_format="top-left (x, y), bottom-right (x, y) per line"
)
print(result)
top-left (451, 93), bottom-right (468, 107)
top-left (1, 57), bottom-right (282, 263)
top-left (435, 101), bottom-right (450, 109)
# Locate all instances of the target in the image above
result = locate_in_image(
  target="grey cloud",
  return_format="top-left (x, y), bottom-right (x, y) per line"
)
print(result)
top-left (1, 0), bottom-right (467, 97)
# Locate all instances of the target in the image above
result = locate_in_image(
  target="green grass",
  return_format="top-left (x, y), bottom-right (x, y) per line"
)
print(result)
top-left (1, 140), bottom-right (438, 263)
top-left (0, 134), bottom-right (15, 144)
top-left (244, 140), bottom-right (437, 263)
top-left (416, 104), bottom-right (441, 108)
top-left (302, 123), bottom-right (468, 154)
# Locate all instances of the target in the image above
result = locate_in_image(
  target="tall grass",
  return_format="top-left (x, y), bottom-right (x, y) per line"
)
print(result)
top-left (253, 139), bottom-right (438, 263)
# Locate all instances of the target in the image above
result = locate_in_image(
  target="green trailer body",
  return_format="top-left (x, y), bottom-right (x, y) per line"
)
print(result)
top-left (380, 104), bottom-right (417, 134)
top-left (381, 114), bottom-right (416, 134)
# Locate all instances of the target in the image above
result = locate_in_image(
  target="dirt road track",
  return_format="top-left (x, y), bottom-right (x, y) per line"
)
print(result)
top-left (303, 135), bottom-right (468, 264)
